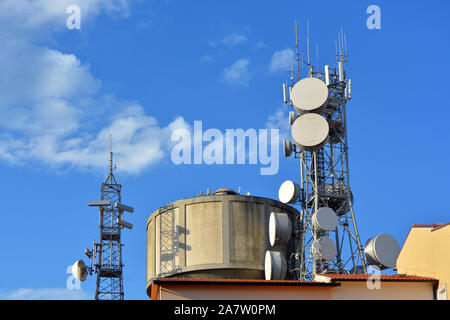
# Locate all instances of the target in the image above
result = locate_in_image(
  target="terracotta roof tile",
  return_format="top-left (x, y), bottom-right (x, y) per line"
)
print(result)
top-left (412, 223), bottom-right (445, 228)
top-left (431, 222), bottom-right (450, 232)
top-left (152, 277), bottom-right (339, 286)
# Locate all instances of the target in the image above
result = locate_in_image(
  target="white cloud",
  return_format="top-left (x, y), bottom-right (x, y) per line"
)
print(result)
top-left (0, 1), bottom-right (190, 175)
top-left (209, 30), bottom-right (248, 48)
top-left (222, 59), bottom-right (250, 87)
top-left (200, 55), bottom-right (214, 62)
top-left (266, 104), bottom-right (291, 141)
top-left (256, 41), bottom-right (267, 48)
top-left (0, 0), bottom-right (130, 34)
top-left (0, 39), bottom-right (99, 111)
top-left (269, 48), bottom-right (293, 74)
top-left (221, 33), bottom-right (247, 47)
top-left (1, 288), bottom-right (92, 300)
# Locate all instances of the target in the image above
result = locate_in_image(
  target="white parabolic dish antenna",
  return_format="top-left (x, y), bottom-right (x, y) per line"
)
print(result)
top-left (269, 212), bottom-right (292, 247)
top-left (364, 233), bottom-right (401, 269)
top-left (291, 113), bottom-right (329, 151)
top-left (72, 259), bottom-right (87, 281)
top-left (264, 250), bottom-right (287, 280)
top-left (278, 180), bottom-right (300, 204)
top-left (312, 237), bottom-right (337, 261)
top-left (291, 77), bottom-right (329, 112)
top-left (312, 207), bottom-right (338, 231)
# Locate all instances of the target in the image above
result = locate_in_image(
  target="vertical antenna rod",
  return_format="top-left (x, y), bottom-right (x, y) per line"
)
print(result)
top-left (307, 20), bottom-right (310, 67)
top-left (109, 134), bottom-right (113, 180)
top-left (295, 21), bottom-right (300, 81)
top-left (316, 43), bottom-right (319, 73)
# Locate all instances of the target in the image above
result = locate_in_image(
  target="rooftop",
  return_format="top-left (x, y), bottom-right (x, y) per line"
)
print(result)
top-left (412, 223), bottom-right (450, 232)
top-left (151, 274), bottom-right (438, 286)
top-left (152, 277), bottom-right (339, 287)
top-left (317, 274), bottom-right (438, 282)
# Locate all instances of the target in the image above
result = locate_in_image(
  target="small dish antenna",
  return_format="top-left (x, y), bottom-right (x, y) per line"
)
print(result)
top-left (364, 233), bottom-right (401, 270)
top-left (312, 237), bottom-right (337, 261)
top-left (264, 250), bottom-right (287, 280)
top-left (278, 180), bottom-right (300, 204)
top-left (71, 259), bottom-right (88, 282)
top-left (269, 212), bottom-right (292, 247)
top-left (312, 207), bottom-right (338, 231)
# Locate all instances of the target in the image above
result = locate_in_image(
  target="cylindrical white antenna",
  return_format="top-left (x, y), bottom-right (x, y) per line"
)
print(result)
top-left (348, 79), bottom-right (352, 99)
top-left (283, 83), bottom-right (288, 104)
top-left (289, 86), bottom-right (293, 106)
top-left (338, 60), bottom-right (344, 81)
top-left (324, 65), bottom-right (330, 86)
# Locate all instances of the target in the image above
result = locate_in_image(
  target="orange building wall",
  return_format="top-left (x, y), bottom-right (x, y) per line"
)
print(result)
top-left (157, 284), bottom-right (333, 300)
top-left (396, 224), bottom-right (450, 299)
top-left (153, 281), bottom-right (435, 300)
top-left (331, 281), bottom-right (435, 300)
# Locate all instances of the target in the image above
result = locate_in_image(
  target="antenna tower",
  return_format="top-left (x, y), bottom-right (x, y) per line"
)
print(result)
top-left (281, 25), bottom-right (367, 280)
top-left (79, 135), bottom-right (135, 299)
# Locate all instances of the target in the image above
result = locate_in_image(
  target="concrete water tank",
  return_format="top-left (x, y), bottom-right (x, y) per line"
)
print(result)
top-left (146, 188), bottom-right (299, 290)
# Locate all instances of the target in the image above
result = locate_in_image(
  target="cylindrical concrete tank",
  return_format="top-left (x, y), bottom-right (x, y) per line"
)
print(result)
top-left (146, 188), bottom-right (299, 290)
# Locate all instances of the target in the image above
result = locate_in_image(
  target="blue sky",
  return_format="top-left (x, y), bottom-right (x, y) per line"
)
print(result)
top-left (0, 0), bottom-right (449, 300)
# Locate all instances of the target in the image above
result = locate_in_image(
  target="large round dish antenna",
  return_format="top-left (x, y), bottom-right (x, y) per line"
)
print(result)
top-left (278, 180), bottom-right (300, 204)
top-left (291, 113), bottom-right (329, 151)
top-left (312, 207), bottom-right (338, 231)
top-left (269, 212), bottom-right (292, 247)
top-left (291, 77), bottom-right (329, 112)
top-left (264, 250), bottom-right (287, 280)
top-left (72, 260), bottom-right (87, 282)
top-left (312, 237), bottom-right (337, 262)
top-left (364, 233), bottom-right (401, 270)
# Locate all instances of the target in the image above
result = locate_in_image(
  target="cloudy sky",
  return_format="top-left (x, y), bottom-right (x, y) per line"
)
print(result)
top-left (0, 0), bottom-right (449, 299)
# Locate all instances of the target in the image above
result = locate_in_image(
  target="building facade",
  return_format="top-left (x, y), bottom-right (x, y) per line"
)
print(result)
top-left (396, 223), bottom-right (450, 300)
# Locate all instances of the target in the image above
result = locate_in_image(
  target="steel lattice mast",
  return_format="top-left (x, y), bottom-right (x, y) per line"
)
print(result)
top-left (93, 150), bottom-right (124, 299)
top-left (286, 24), bottom-right (367, 281)
top-left (90, 148), bottom-right (124, 299)
top-left (81, 138), bottom-right (134, 300)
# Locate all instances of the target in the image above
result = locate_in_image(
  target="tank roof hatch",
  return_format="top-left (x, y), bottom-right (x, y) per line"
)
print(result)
top-left (212, 188), bottom-right (237, 195)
